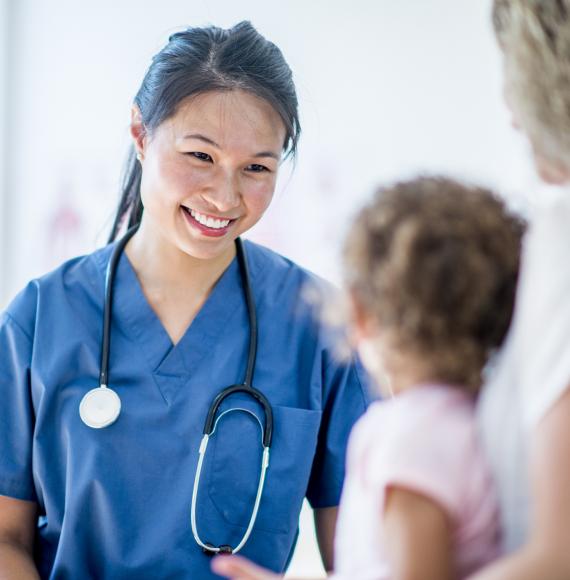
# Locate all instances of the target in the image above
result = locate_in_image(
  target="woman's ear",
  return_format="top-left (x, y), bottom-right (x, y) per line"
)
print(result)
top-left (532, 147), bottom-right (570, 185)
top-left (130, 105), bottom-right (147, 160)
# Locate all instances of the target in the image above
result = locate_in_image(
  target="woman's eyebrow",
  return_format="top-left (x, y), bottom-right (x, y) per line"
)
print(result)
top-left (253, 151), bottom-right (280, 160)
top-left (182, 133), bottom-right (220, 147)
top-left (182, 133), bottom-right (280, 160)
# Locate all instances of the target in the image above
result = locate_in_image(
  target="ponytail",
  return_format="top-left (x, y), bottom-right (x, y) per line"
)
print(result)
top-left (108, 147), bottom-right (143, 243)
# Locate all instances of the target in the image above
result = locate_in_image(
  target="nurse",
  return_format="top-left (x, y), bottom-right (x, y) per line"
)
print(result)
top-left (0, 22), bottom-right (369, 579)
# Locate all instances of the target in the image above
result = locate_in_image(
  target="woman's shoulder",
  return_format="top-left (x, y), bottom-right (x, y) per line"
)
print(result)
top-left (244, 240), bottom-right (349, 351)
top-left (244, 239), bottom-right (336, 302)
top-left (3, 245), bottom-right (112, 335)
top-left (523, 195), bottom-right (570, 271)
top-left (244, 239), bottom-right (329, 281)
top-left (494, 194), bottom-right (570, 428)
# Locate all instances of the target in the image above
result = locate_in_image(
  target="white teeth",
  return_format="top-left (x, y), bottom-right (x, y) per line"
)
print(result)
top-left (185, 208), bottom-right (231, 229)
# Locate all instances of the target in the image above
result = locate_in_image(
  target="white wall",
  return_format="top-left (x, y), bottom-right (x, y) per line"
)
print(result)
top-left (1, 0), bottom-right (542, 306)
top-left (0, 0), bottom-right (9, 300)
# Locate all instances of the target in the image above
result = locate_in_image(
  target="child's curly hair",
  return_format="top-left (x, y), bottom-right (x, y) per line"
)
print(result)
top-left (344, 176), bottom-right (525, 390)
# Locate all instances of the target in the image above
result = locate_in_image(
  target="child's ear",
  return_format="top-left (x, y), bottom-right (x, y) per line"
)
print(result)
top-left (348, 291), bottom-right (376, 343)
top-left (348, 291), bottom-right (392, 394)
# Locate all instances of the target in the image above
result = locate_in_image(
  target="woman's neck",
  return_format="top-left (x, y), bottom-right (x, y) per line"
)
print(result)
top-left (124, 220), bottom-right (236, 295)
top-left (122, 219), bottom-right (238, 344)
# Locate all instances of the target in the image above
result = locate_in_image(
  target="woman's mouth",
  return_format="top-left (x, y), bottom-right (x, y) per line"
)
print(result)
top-left (181, 206), bottom-right (236, 237)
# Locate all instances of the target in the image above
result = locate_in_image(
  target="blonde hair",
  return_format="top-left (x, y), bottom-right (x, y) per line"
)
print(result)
top-left (493, 0), bottom-right (570, 164)
top-left (344, 177), bottom-right (525, 390)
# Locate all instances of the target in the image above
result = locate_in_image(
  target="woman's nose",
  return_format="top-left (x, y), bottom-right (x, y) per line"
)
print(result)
top-left (203, 172), bottom-right (241, 213)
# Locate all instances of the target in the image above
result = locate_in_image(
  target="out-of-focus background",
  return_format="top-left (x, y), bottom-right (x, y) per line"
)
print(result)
top-left (0, 0), bottom-right (552, 576)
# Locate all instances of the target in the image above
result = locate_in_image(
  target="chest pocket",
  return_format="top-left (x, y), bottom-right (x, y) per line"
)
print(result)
top-left (206, 403), bottom-right (322, 534)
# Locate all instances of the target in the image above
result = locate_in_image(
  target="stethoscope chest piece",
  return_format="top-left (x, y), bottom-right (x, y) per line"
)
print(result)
top-left (79, 386), bottom-right (121, 429)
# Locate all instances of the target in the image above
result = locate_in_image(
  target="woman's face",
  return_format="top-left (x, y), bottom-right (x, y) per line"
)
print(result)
top-left (132, 90), bottom-right (286, 261)
top-left (503, 81), bottom-right (570, 185)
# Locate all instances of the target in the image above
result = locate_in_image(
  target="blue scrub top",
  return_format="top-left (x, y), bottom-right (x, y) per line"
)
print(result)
top-left (0, 240), bottom-right (370, 579)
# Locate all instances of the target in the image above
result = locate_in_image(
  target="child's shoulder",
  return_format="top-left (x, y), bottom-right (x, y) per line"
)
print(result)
top-left (350, 384), bottom-right (478, 469)
top-left (358, 384), bottom-right (475, 433)
top-left (348, 385), bottom-right (491, 524)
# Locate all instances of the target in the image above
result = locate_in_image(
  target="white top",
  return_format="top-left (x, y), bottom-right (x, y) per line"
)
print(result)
top-left (478, 195), bottom-right (570, 553)
top-left (333, 386), bottom-right (500, 580)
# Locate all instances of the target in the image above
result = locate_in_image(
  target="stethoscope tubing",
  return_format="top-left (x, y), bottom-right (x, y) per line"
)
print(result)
top-left (192, 236), bottom-right (273, 554)
top-left (99, 226), bottom-right (138, 388)
top-left (191, 408), bottom-right (271, 555)
top-left (200, 236), bottom-right (273, 448)
top-left (93, 227), bottom-right (273, 555)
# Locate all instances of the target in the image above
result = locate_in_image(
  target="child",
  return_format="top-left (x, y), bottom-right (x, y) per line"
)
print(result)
top-left (213, 176), bottom-right (524, 580)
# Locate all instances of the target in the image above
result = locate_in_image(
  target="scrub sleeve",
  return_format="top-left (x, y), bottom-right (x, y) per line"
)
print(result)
top-left (0, 309), bottom-right (36, 502)
top-left (306, 354), bottom-right (369, 508)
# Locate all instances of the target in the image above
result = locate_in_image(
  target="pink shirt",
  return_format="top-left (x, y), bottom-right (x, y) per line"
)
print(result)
top-left (333, 385), bottom-right (500, 579)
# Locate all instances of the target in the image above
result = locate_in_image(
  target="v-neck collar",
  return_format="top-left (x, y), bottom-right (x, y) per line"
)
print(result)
top-left (118, 249), bottom-right (242, 372)
top-left (93, 239), bottom-right (264, 404)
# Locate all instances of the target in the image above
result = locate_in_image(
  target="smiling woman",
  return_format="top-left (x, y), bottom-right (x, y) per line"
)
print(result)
top-left (130, 90), bottom-right (285, 262)
top-left (0, 21), bottom-right (369, 580)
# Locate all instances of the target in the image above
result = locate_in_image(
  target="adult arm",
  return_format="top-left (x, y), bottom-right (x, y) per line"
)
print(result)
top-left (383, 487), bottom-right (453, 580)
top-left (0, 496), bottom-right (39, 580)
top-left (211, 506), bottom-right (337, 579)
top-left (470, 387), bottom-right (570, 580)
top-left (314, 506), bottom-right (337, 572)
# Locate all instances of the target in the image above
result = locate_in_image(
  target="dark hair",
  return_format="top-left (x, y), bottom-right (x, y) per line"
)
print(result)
top-left (344, 176), bottom-right (526, 390)
top-left (108, 21), bottom-right (300, 242)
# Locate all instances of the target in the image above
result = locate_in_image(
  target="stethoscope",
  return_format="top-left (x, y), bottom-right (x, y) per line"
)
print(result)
top-left (78, 226), bottom-right (273, 555)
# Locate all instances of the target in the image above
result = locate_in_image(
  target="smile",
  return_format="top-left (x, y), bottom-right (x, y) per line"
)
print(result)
top-left (189, 208), bottom-right (231, 230)
top-left (181, 206), bottom-right (237, 237)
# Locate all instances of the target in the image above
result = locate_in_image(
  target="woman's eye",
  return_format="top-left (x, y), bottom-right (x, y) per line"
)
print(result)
top-left (187, 151), bottom-right (212, 162)
top-left (246, 163), bottom-right (270, 173)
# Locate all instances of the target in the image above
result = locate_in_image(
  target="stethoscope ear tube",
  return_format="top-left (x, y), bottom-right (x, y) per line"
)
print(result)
top-left (191, 238), bottom-right (274, 554)
top-left (200, 238), bottom-right (273, 448)
top-left (191, 432), bottom-right (271, 555)
top-left (80, 226), bottom-right (139, 430)
top-left (100, 226), bottom-right (139, 389)
top-left (203, 384), bottom-right (274, 448)
top-left (236, 237), bottom-right (257, 389)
